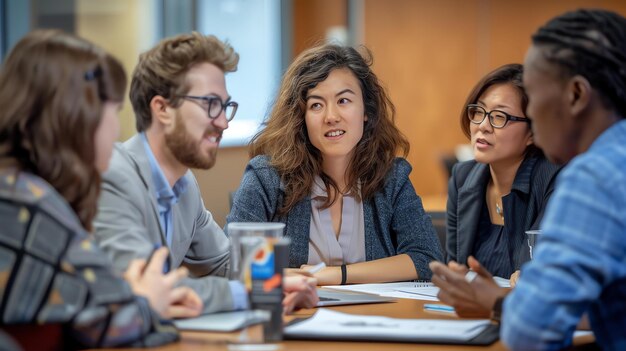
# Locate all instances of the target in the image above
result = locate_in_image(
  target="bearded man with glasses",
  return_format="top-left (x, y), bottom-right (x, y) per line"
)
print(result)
top-left (93, 32), bottom-right (318, 315)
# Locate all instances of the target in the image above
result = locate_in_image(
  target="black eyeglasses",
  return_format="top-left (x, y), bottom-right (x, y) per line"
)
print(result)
top-left (467, 104), bottom-right (530, 128)
top-left (178, 95), bottom-right (238, 121)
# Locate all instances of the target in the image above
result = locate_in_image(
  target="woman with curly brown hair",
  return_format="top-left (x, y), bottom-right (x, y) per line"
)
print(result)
top-left (0, 30), bottom-right (201, 349)
top-left (228, 44), bottom-right (442, 285)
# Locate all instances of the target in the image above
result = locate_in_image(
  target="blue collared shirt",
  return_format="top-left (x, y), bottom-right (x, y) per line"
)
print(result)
top-left (502, 120), bottom-right (626, 351)
top-left (141, 133), bottom-right (248, 310)
top-left (141, 133), bottom-right (188, 251)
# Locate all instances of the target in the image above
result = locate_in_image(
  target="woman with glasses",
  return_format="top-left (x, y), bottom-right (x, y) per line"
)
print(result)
top-left (446, 63), bottom-right (561, 282)
top-left (227, 44), bottom-right (443, 285)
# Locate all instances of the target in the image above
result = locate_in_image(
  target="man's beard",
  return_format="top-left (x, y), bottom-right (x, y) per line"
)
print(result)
top-left (164, 118), bottom-right (217, 170)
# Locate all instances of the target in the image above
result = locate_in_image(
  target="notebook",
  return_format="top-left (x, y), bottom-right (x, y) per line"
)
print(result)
top-left (174, 310), bottom-right (270, 332)
top-left (285, 309), bottom-right (499, 345)
top-left (316, 288), bottom-right (396, 307)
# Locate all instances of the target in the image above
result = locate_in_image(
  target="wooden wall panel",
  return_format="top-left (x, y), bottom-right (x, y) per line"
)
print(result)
top-left (364, 0), bottom-right (482, 196)
top-left (200, 0), bottom-right (626, 225)
top-left (293, 0), bottom-right (347, 57)
top-left (192, 146), bottom-right (250, 227)
top-left (363, 0), bottom-right (626, 198)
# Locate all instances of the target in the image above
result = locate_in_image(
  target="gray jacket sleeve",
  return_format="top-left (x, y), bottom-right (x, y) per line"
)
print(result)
top-left (93, 150), bottom-right (234, 314)
top-left (386, 159), bottom-right (444, 279)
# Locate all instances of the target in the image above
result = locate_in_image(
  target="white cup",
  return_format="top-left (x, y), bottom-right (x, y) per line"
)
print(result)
top-left (525, 230), bottom-right (542, 260)
top-left (227, 222), bottom-right (287, 342)
top-left (227, 222), bottom-right (286, 281)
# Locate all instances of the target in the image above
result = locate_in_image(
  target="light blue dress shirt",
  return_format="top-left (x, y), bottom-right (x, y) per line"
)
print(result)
top-left (141, 133), bottom-right (248, 310)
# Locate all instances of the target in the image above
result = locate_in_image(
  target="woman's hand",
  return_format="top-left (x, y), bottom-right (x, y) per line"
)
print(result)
top-left (124, 247), bottom-right (203, 319)
top-left (299, 264), bottom-right (341, 286)
top-left (284, 267), bottom-right (314, 278)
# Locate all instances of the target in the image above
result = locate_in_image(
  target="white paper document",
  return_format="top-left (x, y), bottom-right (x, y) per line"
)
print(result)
top-left (324, 282), bottom-right (439, 301)
top-left (492, 276), bottom-right (512, 288)
top-left (574, 331), bottom-right (594, 338)
top-left (324, 277), bottom-right (511, 302)
top-left (285, 309), bottom-right (491, 342)
top-left (174, 310), bottom-right (269, 332)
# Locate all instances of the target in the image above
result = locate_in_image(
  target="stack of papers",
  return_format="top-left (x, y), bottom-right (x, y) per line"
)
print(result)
top-left (324, 282), bottom-right (440, 301)
top-left (324, 277), bottom-right (511, 302)
top-left (285, 309), bottom-right (494, 344)
top-left (174, 310), bottom-right (270, 332)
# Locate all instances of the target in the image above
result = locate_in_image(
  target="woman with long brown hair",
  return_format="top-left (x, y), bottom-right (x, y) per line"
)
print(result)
top-left (228, 44), bottom-right (442, 285)
top-left (0, 30), bottom-right (201, 349)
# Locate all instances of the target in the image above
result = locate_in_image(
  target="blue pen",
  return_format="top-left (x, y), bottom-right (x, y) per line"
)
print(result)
top-left (423, 304), bottom-right (455, 313)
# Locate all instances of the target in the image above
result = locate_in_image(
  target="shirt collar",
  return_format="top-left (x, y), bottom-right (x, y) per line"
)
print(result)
top-left (140, 133), bottom-right (188, 209)
top-left (310, 175), bottom-right (359, 199)
top-left (311, 176), bottom-right (327, 199)
top-left (510, 154), bottom-right (538, 194)
top-left (588, 119), bottom-right (626, 152)
top-left (461, 155), bottom-right (536, 195)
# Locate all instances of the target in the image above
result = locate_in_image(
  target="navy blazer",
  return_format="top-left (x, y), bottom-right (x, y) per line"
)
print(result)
top-left (227, 155), bottom-right (443, 280)
top-left (446, 153), bottom-right (561, 270)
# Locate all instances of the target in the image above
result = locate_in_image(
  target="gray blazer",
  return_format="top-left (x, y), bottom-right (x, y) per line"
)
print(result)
top-left (446, 153), bottom-right (561, 269)
top-left (227, 156), bottom-right (443, 280)
top-left (93, 135), bottom-right (234, 313)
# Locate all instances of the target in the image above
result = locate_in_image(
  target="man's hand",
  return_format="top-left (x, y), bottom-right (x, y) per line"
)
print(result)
top-left (124, 247), bottom-right (203, 319)
top-left (282, 275), bottom-right (318, 314)
top-left (166, 286), bottom-right (203, 318)
top-left (429, 256), bottom-right (507, 318)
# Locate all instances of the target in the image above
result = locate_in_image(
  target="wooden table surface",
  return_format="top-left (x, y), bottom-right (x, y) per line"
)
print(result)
top-left (89, 194), bottom-right (598, 351)
top-left (99, 298), bottom-right (513, 351)
top-left (91, 294), bottom-right (596, 351)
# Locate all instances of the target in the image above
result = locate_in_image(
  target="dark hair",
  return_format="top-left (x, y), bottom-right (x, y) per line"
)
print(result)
top-left (532, 9), bottom-right (626, 118)
top-left (460, 64), bottom-right (539, 155)
top-left (130, 32), bottom-right (239, 132)
top-left (249, 44), bottom-right (409, 215)
top-left (0, 30), bottom-right (127, 231)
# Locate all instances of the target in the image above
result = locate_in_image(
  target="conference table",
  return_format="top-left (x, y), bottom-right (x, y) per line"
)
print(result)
top-left (97, 296), bottom-right (596, 351)
top-left (92, 195), bottom-right (597, 351)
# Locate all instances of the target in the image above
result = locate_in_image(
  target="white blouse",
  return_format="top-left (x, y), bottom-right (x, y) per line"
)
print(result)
top-left (307, 176), bottom-right (366, 266)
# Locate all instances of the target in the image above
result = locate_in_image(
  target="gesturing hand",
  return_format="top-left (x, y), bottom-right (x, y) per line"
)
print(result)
top-left (166, 286), bottom-right (203, 318)
top-left (124, 247), bottom-right (203, 318)
top-left (429, 256), bottom-right (507, 318)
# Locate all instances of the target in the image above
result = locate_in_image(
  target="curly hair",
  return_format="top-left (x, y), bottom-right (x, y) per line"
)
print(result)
top-left (249, 44), bottom-right (409, 215)
top-left (459, 63), bottom-right (540, 157)
top-left (130, 31), bottom-right (239, 132)
top-left (531, 9), bottom-right (626, 118)
top-left (0, 30), bottom-right (126, 231)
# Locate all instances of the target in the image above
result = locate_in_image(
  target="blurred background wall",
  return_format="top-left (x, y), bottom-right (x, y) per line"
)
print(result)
top-left (2, 0), bottom-right (625, 226)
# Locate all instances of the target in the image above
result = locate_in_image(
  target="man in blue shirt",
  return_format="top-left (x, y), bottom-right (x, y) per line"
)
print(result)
top-left (430, 9), bottom-right (626, 350)
top-left (94, 32), bottom-right (317, 314)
